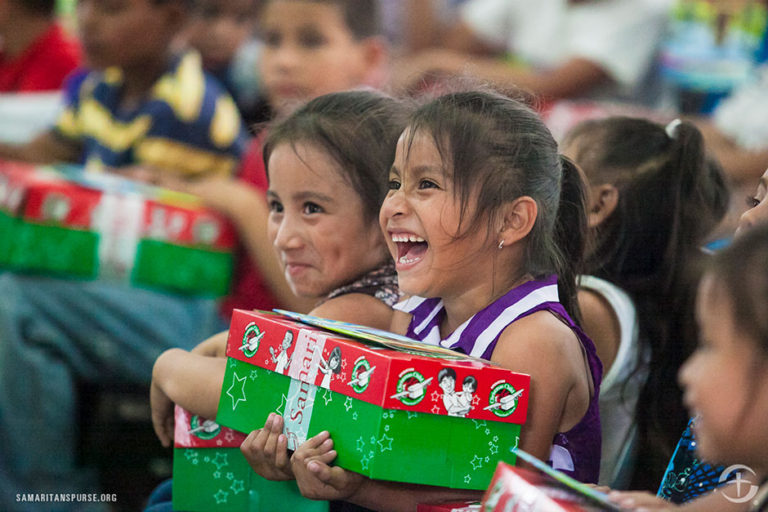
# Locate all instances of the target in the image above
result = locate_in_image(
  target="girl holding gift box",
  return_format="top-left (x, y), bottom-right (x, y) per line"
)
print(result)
top-left (150, 88), bottom-right (409, 463)
top-left (287, 89), bottom-right (602, 507)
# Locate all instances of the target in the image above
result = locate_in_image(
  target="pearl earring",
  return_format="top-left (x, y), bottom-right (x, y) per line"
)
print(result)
top-left (498, 240), bottom-right (504, 250)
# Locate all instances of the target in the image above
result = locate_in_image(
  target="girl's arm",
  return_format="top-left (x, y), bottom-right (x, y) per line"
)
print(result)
top-left (0, 130), bottom-right (82, 164)
top-left (489, 311), bottom-right (588, 463)
top-left (150, 348), bottom-right (227, 446)
top-left (578, 287), bottom-right (621, 376)
top-left (190, 330), bottom-right (230, 358)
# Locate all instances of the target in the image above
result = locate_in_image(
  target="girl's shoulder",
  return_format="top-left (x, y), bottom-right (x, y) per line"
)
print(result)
top-left (311, 293), bottom-right (395, 332)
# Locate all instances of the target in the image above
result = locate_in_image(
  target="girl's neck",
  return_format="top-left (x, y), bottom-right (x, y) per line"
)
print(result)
top-left (439, 272), bottom-right (533, 336)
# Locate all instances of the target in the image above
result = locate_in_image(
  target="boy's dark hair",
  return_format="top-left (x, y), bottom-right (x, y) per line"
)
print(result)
top-left (16, 0), bottom-right (56, 15)
top-left (438, 368), bottom-right (456, 383)
top-left (462, 375), bottom-right (477, 391)
top-left (404, 89), bottom-right (588, 323)
top-left (330, 0), bottom-right (379, 39)
top-left (263, 90), bottom-right (409, 225)
top-left (265, 0), bottom-right (380, 39)
top-left (564, 116), bottom-right (729, 489)
top-left (710, 222), bottom-right (768, 356)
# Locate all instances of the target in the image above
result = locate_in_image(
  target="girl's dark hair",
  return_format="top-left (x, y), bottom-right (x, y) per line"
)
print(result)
top-left (564, 117), bottom-right (729, 489)
top-left (710, 222), bottom-right (768, 356)
top-left (405, 90), bottom-right (588, 321)
top-left (263, 90), bottom-right (409, 225)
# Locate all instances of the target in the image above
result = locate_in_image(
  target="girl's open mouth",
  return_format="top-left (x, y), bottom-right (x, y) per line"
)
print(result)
top-left (391, 233), bottom-right (428, 265)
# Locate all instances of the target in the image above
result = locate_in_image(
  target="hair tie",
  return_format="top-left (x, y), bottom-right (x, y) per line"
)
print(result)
top-left (665, 118), bottom-right (682, 140)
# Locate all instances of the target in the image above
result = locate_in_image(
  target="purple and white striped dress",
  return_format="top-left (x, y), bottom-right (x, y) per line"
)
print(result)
top-left (394, 275), bottom-right (602, 483)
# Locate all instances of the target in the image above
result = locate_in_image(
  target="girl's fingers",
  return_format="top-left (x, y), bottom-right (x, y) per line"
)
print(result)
top-left (275, 434), bottom-right (290, 468)
top-left (310, 448), bottom-right (337, 465)
top-left (305, 430), bottom-right (330, 448)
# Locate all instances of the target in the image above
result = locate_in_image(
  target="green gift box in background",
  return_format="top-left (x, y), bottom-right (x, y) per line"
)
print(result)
top-left (216, 310), bottom-right (531, 491)
top-left (0, 160), bottom-right (235, 296)
top-left (172, 406), bottom-right (328, 512)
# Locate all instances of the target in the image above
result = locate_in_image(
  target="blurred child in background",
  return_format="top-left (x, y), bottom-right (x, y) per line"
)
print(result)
top-left (0, 0), bottom-right (245, 177)
top-left (0, 0), bottom-right (80, 92)
top-left (563, 117), bottom-right (729, 489)
top-left (0, 0), bottom-right (246, 508)
top-left (184, 0), bottom-right (270, 126)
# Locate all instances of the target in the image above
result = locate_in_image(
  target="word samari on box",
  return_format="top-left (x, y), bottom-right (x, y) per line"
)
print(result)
top-left (216, 309), bottom-right (531, 490)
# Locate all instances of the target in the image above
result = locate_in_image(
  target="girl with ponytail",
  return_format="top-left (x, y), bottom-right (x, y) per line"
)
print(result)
top-left (287, 90), bottom-right (602, 508)
top-left (563, 117), bottom-right (729, 489)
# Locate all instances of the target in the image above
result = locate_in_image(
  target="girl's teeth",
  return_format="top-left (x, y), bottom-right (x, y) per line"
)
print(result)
top-left (398, 255), bottom-right (418, 264)
top-left (392, 234), bottom-right (425, 243)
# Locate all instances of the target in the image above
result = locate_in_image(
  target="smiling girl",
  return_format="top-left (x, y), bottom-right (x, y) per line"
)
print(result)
top-left (149, 90), bottom-right (408, 450)
top-left (289, 89), bottom-right (602, 509)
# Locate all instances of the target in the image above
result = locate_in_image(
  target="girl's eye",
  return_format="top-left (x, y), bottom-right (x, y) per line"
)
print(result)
top-left (747, 196), bottom-right (761, 208)
top-left (303, 202), bottom-right (323, 214)
top-left (263, 30), bottom-right (281, 47)
top-left (268, 199), bottom-right (283, 213)
top-left (418, 179), bottom-right (438, 190)
top-left (388, 179), bottom-right (401, 191)
top-left (299, 30), bottom-right (326, 48)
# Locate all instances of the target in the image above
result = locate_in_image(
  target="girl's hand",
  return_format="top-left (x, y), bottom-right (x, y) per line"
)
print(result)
top-left (150, 378), bottom-right (175, 448)
top-left (608, 491), bottom-right (678, 510)
top-left (291, 431), bottom-right (365, 501)
top-left (240, 413), bottom-right (294, 481)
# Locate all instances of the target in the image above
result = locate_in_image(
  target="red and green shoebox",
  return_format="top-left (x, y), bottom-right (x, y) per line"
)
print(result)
top-left (173, 406), bottom-right (328, 512)
top-left (480, 463), bottom-right (616, 512)
top-left (0, 160), bottom-right (236, 296)
top-left (216, 309), bottom-right (531, 491)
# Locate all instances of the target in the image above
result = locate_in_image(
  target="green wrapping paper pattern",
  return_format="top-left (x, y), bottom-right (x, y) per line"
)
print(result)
top-left (132, 239), bottom-right (233, 296)
top-left (172, 447), bottom-right (328, 512)
top-left (217, 359), bottom-right (521, 490)
top-left (0, 214), bottom-right (233, 296)
top-left (9, 221), bottom-right (99, 277)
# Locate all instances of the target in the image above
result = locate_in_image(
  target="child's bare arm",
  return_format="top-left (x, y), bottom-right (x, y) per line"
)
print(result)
top-left (150, 348), bottom-right (227, 445)
top-left (0, 130), bottom-right (81, 164)
top-left (190, 330), bottom-right (230, 358)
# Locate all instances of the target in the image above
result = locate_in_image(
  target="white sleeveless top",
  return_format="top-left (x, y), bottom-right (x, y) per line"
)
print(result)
top-left (579, 275), bottom-right (648, 488)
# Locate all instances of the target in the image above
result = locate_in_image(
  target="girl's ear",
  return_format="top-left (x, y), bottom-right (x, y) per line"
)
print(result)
top-left (498, 196), bottom-right (537, 248)
top-left (588, 184), bottom-right (619, 228)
